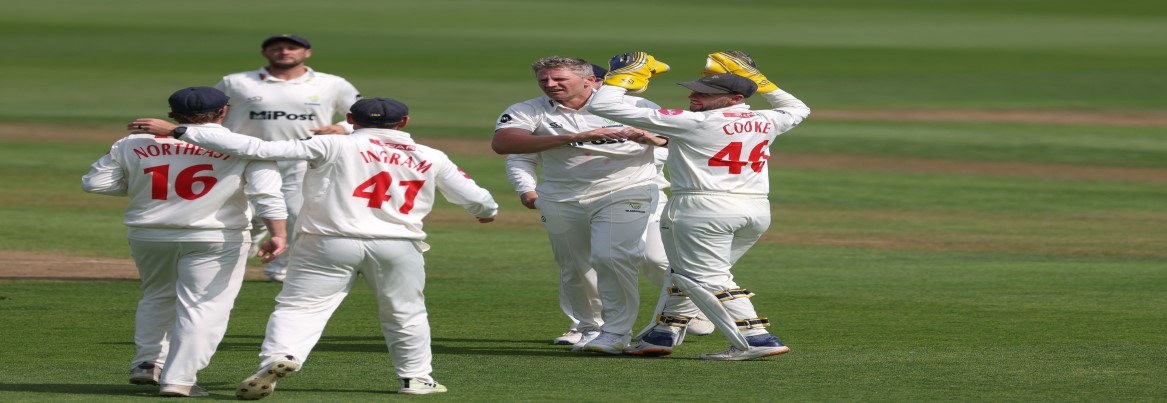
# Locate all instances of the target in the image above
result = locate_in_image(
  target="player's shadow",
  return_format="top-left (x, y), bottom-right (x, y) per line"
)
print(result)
top-left (0, 383), bottom-right (239, 400)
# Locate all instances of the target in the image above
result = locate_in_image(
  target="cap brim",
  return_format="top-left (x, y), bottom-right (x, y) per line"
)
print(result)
top-left (678, 81), bottom-right (732, 94)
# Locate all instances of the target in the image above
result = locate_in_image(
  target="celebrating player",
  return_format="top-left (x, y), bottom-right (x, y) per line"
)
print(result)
top-left (493, 56), bottom-right (669, 354)
top-left (588, 51), bottom-right (811, 360)
top-left (85, 86), bottom-right (287, 397)
top-left (503, 63), bottom-right (713, 345)
top-left (130, 97), bottom-right (498, 397)
top-left (215, 34), bottom-right (363, 282)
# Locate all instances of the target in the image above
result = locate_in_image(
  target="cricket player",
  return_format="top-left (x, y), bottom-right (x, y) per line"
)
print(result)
top-left (588, 51), bottom-right (811, 360)
top-left (505, 65), bottom-right (714, 344)
top-left (85, 86), bottom-right (287, 397)
top-left (493, 56), bottom-right (665, 354)
top-left (215, 34), bottom-right (362, 282)
top-left (130, 96), bottom-right (498, 397)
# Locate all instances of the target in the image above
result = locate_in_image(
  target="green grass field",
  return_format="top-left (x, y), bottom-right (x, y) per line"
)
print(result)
top-left (1, 0), bottom-right (1165, 401)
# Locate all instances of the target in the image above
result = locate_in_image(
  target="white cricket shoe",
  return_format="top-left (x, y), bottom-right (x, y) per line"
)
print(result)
top-left (700, 334), bottom-right (790, 361)
top-left (265, 272), bottom-right (286, 283)
top-left (570, 330), bottom-right (602, 352)
top-left (129, 362), bottom-right (161, 385)
top-left (236, 356), bottom-right (299, 400)
top-left (159, 384), bottom-right (210, 397)
top-left (687, 314), bottom-right (716, 336)
top-left (552, 330), bottom-right (583, 345)
top-left (578, 331), bottom-right (631, 354)
top-left (400, 378), bottom-right (448, 395)
top-left (623, 328), bottom-right (680, 357)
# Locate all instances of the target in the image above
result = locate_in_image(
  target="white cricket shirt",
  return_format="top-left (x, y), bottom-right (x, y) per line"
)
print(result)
top-left (81, 124), bottom-right (286, 242)
top-left (589, 87), bottom-right (810, 195)
top-left (215, 67), bottom-right (361, 141)
top-left (178, 126), bottom-right (498, 240)
top-left (495, 92), bottom-right (660, 202)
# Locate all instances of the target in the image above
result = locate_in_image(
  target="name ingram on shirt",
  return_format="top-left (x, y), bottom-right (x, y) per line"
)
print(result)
top-left (249, 111), bottom-right (319, 121)
top-left (359, 140), bottom-right (432, 173)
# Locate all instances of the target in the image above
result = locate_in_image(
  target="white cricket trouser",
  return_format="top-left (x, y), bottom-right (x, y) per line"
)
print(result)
top-left (257, 234), bottom-right (434, 380)
top-left (260, 160), bottom-right (306, 275)
top-left (129, 240), bottom-right (249, 386)
top-left (537, 184), bottom-right (657, 336)
top-left (659, 194), bottom-right (771, 335)
top-left (560, 192), bottom-right (668, 331)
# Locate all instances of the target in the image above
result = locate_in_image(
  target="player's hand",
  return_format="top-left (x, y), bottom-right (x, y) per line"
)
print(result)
top-left (573, 127), bottom-right (623, 143)
top-left (604, 52), bottom-right (670, 94)
top-left (519, 191), bottom-right (538, 209)
top-left (310, 124), bottom-right (348, 135)
top-left (128, 118), bottom-right (178, 136)
top-left (477, 214), bottom-right (497, 223)
top-left (619, 128), bottom-right (667, 147)
top-left (257, 236), bottom-right (287, 263)
top-left (704, 50), bottom-right (779, 93)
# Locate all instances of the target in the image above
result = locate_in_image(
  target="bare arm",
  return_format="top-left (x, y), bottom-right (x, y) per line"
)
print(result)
top-left (491, 127), bottom-right (625, 154)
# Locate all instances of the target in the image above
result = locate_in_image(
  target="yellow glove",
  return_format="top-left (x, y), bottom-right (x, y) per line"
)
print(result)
top-left (604, 52), bottom-right (670, 94)
top-left (704, 50), bottom-right (779, 93)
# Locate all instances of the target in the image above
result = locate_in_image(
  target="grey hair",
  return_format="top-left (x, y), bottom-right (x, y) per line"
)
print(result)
top-left (531, 56), bottom-right (593, 78)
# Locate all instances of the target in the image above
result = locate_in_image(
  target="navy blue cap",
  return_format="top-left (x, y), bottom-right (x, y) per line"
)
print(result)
top-left (262, 34), bottom-right (311, 49)
top-left (350, 97), bottom-right (408, 125)
top-left (168, 87), bottom-right (229, 114)
top-left (591, 64), bottom-right (608, 78)
top-left (678, 74), bottom-right (757, 98)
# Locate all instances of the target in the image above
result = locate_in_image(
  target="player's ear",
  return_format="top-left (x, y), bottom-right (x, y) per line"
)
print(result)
top-left (346, 113), bottom-right (355, 124)
top-left (397, 116), bottom-right (409, 129)
top-left (304, 49), bottom-right (312, 59)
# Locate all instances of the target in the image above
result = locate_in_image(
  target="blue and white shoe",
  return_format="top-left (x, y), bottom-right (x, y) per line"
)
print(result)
top-left (700, 334), bottom-right (790, 361)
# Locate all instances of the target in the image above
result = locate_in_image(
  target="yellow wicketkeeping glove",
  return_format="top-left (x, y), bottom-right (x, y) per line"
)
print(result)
top-left (704, 50), bottom-right (779, 93)
top-left (604, 52), bottom-right (670, 94)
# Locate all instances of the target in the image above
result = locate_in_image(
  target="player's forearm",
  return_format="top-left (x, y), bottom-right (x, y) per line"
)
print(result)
top-left (504, 154), bottom-right (538, 193)
top-left (759, 89), bottom-right (810, 122)
top-left (491, 129), bottom-right (587, 154)
top-left (81, 156), bottom-right (128, 196)
top-left (262, 218), bottom-right (288, 240)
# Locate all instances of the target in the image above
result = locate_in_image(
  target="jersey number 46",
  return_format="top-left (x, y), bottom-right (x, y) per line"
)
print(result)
top-left (708, 140), bottom-right (769, 174)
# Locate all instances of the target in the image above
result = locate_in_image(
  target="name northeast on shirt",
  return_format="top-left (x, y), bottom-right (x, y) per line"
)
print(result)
top-left (132, 142), bottom-right (231, 161)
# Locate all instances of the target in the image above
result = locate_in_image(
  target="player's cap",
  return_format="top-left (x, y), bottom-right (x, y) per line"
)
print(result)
top-left (350, 97), bottom-right (409, 125)
top-left (678, 74), bottom-right (757, 98)
top-left (168, 86), bottom-right (229, 114)
top-left (262, 34), bottom-right (311, 49)
top-left (591, 64), bottom-right (608, 78)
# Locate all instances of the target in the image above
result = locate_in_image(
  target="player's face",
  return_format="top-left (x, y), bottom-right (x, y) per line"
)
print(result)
top-left (536, 68), bottom-right (592, 102)
top-left (262, 42), bottom-right (311, 69)
top-left (687, 92), bottom-right (736, 112)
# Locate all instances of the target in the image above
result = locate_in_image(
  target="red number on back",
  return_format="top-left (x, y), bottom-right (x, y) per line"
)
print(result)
top-left (142, 164), bottom-right (218, 200)
top-left (708, 141), bottom-right (770, 174)
top-left (352, 172), bottom-right (426, 213)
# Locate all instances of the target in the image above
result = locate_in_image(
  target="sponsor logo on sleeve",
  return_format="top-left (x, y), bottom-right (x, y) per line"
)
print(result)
top-left (657, 109), bottom-right (684, 116)
top-left (499, 114), bottom-right (513, 124)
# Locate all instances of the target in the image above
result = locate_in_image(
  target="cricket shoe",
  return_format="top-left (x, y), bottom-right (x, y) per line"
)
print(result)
top-left (687, 313), bottom-right (716, 336)
top-left (623, 328), bottom-right (681, 357)
top-left (236, 356), bottom-right (299, 400)
top-left (159, 384), bottom-right (210, 397)
top-left (700, 334), bottom-right (790, 361)
top-left (129, 362), bottom-right (161, 385)
top-left (400, 378), bottom-right (448, 395)
top-left (570, 330), bottom-right (602, 352)
top-left (552, 329), bottom-right (584, 345)
top-left (578, 331), bottom-right (631, 354)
